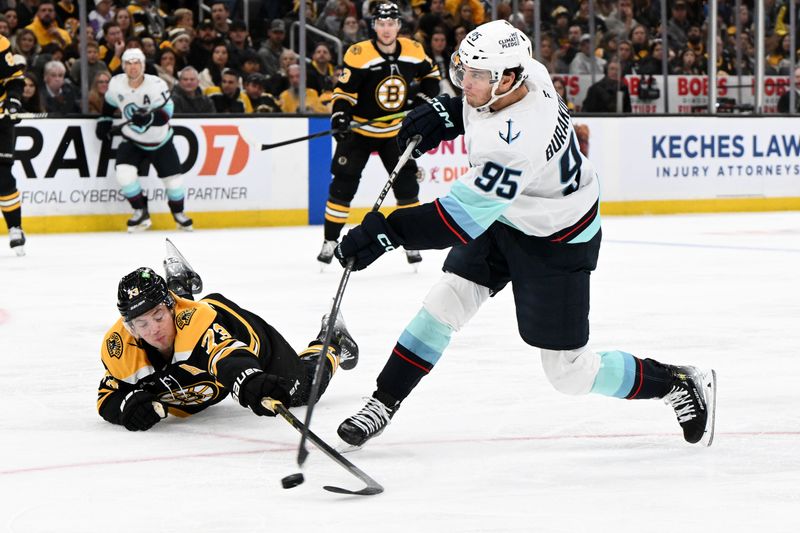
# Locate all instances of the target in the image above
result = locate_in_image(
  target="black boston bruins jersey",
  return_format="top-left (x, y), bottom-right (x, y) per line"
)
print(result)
top-left (332, 37), bottom-right (440, 138)
top-left (97, 293), bottom-right (303, 425)
top-left (0, 35), bottom-right (24, 110)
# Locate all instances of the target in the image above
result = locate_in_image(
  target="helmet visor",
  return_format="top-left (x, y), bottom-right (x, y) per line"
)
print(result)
top-left (449, 51), bottom-right (493, 89)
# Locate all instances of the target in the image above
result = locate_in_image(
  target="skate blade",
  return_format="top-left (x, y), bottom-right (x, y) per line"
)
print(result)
top-left (335, 441), bottom-right (364, 454)
top-left (176, 224), bottom-right (194, 232)
top-left (127, 220), bottom-right (152, 233)
top-left (700, 369), bottom-right (717, 447)
top-left (12, 246), bottom-right (25, 257)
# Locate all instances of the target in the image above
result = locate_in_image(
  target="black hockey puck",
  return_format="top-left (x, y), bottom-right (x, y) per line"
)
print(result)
top-left (281, 473), bottom-right (305, 489)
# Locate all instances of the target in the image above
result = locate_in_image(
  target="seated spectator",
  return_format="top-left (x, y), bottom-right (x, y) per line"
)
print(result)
top-left (16, 0), bottom-right (38, 28)
top-left (339, 14), bottom-right (366, 49)
top-left (21, 72), bottom-right (44, 112)
top-left (630, 24), bottom-right (651, 62)
top-left (777, 66), bottom-right (800, 113)
top-left (569, 33), bottom-right (606, 75)
top-left (606, 0), bottom-right (639, 40)
top-left (172, 66), bottom-right (216, 114)
top-left (552, 77), bottom-right (575, 113)
top-left (140, 36), bottom-right (157, 61)
top-left (155, 47), bottom-right (178, 89)
top-left (69, 40), bottom-right (108, 87)
top-left (188, 20), bottom-right (219, 70)
top-left (317, 0), bottom-right (352, 36)
top-left (114, 7), bottom-right (135, 41)
top-left (41, 59), bottom-right (79, 115)
top-left (617, 39), bottom-right (636, 76)
top-left (278, 63), bottom-right (328, 113)
top-left (54, 0), bottom-right (77, 28)
top-left (98, 21), bottom-right (125, 74)
top-left (243, 73), bottom-right (282, 113)
top-left (88, 0), bottom-right (114, 40)
top-left (206, 68), bottom-right (251, 113)
top-left (88, 71), bottom-right (111, 114)
top-left (270, 48), bottom-right (298, 96)
top-left (2, 8), bottom-right (19, 36)
top-left (427, 27), bottom-right (457, 95)
top-left (13, 28), bottom-right (40, 66)
top-left (26, 0), bottom-right (71, 48)
top-left (445, 0), bottom-right (484, 27)
top-left (164, 28), bottom-right (191, 72)
top-left (581, 59), bottom-right (632, 113)
top-left (258, 19), bottom-right (288, 77)
top-left (308, 42), bottom-right (336, 93)
top-left (637, 38), bottom-right (666, 75)
top-left (172, 8), bottom-right (194, 31)
top-left (209, 1), bottom-right (231, 35)
top-left (227, 19), bottom-right (258, 70)
top-left (240, 49), bottom-right (265, 76)
top-left (199, 41), bottom-right (230, 91)
top-left (766, 33), bottom-right (793, 75)
top-left (671, 47), bottom-right (703, 74)
top-left (572, 0), bottom-right (608, 35)
top-left (0, 14), bottom-right (9, 38)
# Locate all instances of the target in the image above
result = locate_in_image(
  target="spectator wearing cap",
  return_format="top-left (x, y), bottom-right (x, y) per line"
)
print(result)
top-left (172, 66), bottom-right (215, 114)
top-left (227, 19), bottom-right (258, 70)
top-left (165, 28), bottom-right (192, 72)
top-left (569, 33), bottom-right (606, 75)
top-left (239, 49), bottom-right (265, 76)
top-left (582, 59), bottom-right (631, 113)
top-left (550, 6), bottom-right (572, 48)
top-left (206, 68), bottom-right (252, 113)
top-left (209, 1), bottom-right (231, 35)
top-left (26, 0), bottom-right (71, 48)
top-left (88, 0), bottom-right (114, 41)
top-left (278, 63), bottom-right (328, 114)
top-left (667, 0), bottom-right (691, 51)
top-left (188, 20), bottom-right (219, 71)
top-left (199, 41), bottom-right (230, 91)
top-left (243, 73), bottom-right (281, 113)
top-left (258, 19), bottom-right (288, 78)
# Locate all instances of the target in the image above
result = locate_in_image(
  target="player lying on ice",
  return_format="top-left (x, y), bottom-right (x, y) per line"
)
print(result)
top-left (333, 20), bottom-right (717, 449)
top-left (97, 240), bottom-right (358, 431)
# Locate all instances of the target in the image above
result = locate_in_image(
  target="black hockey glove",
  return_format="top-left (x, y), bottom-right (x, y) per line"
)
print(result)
top-left (119, 390), bottom-right (165, 431)
top-left (330, 110), bottom-right (351, 142)
top-left (335, 211), bottom-right (403, 271)
top-left (96, 119), bottom-right (113, 140)
top-left (397, 94), bottom-right (463, 158)
top-left (233, 368), bottom-right (294, 416)
top-left (130, 109), bottom-right (153, 128)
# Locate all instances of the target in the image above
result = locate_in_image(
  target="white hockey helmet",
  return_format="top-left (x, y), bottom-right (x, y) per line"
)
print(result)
top-left (121, 47), bottom-right (146, 64)
top-left (450, 20), bottom-right (533, 111)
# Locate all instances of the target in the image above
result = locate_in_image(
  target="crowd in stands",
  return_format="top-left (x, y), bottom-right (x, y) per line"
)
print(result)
top-left (0, 0), bottom-right (797, 115)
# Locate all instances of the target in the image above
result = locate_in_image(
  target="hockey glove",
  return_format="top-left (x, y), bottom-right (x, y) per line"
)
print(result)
top-left (233, 369), bottom-right (295, 416)
top-left (119, 390), bottom-right (165, 431)
top-left (4, 97), bottom-right (22, 123)
top-left (130, 109), bottom-right (153, 128)
top-left (95, 119), bottom-right (113, 141)
top-left (330, 110), bottom-right (351, 142)
top-left (397, 94), bottom-right (463, 158)
top-left (335, 211), bottom-right (403, 271)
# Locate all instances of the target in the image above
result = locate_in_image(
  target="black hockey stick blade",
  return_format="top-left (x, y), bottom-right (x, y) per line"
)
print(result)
top-left (265, 400), bottom-right (384, 496)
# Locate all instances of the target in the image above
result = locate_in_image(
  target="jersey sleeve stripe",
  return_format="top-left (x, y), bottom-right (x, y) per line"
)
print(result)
top-left (439, 181), bottom-right (509, 239)
top-left (434, 199), bottom-right (469, 244)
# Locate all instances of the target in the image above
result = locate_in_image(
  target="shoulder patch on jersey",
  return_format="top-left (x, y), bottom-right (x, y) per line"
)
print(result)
top-left (344, 40), bottom-right (380, 68)
top-left (176, 307), bottom-right (196, 330)
top-left (106, 332), bottom-right (123, 358)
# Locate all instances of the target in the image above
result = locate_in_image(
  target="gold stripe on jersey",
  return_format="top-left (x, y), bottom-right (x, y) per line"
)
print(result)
top-left (330, 89), bottom-right (358, 105)
top-left (100, 320), bottom-right (156, 384)
top-left (171, 297), bottom-right (216, 361)
top-left (1, 35), bottom-right (24, 106)
top-left (396, 200), bottom-right (420, 208)
top-left (202, 297), bottom-right (261, 375)
top-left (422, 65), bottom-right (441, 79)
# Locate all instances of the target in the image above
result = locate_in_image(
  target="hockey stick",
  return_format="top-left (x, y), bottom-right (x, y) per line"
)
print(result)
top-left (296, 135), bottom-right (422, 468)
top-left (259, 111), bottom-right (408, 151)
top-left (0, 111), bottom-right (50, 120)
top-left (263, 399), bottom-right (383, 495)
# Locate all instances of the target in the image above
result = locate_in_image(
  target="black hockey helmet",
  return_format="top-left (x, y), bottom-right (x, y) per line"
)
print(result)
top-left (117, 267), bottom-right (175, 321)
top-left (374, 2), bottom-right (401, 21)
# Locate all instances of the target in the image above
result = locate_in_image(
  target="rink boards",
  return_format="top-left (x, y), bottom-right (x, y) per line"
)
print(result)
top-left (8, 115), bottom-right (800, 234)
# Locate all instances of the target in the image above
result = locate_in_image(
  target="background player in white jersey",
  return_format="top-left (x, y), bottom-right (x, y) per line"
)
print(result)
top-left (334, 21), bottom-right (717, 449)
top-left (96, 48), bottom-right (193, 232)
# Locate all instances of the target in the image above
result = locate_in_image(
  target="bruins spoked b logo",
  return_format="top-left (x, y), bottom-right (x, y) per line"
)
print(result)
top-left (176, 308), bottom-right (196, 329)
top-left (106, 332), bottom-right (123, 358)
top-left (375, 75), bottom-right (407, 111)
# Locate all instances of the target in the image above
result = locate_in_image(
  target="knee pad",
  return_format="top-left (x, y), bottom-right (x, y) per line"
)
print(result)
top-left (329, 174), bottom-right (360, 202)
top-left (540, 345), bottom-right (600, 395)
top-left (162, 174), bottom-right (185, 201)
top-left (422, 273), bottom-right (490, 331)
top-left (0, 165), bottom-right (16, 195)
top-left (115, 164), bottom-right (141, 198)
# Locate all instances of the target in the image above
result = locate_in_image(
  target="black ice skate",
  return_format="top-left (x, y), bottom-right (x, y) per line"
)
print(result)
top-left (127, 205), bottom-right (151, 232)
top-left (663, 365), bottom-right (717, 446)
top-left (338, 395), bottom-right (397, 448)
top-left (317, 239), bottom-right (337, 265)
top-left (405, 249), bottom-right (422, 264)
top-left (317, 308), bottom-right (359, 370)
top-left (8, 226), bottom-right (25, 256)
top-left (172, 212), bottom-right (194, 231)
top-left (163, 238), bottom-right (203, 298)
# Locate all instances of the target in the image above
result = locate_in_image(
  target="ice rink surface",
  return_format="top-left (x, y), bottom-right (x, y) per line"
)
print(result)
top-left (1, 212), bottom-right (798, 533)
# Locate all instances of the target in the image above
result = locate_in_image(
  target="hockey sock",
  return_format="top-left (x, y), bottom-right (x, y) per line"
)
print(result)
top-left (168, 198), bottom-right (186, 214)
top-left (323, 198), bottom-right (350, 241)
top-left (127, 192), bottom-right (147, 210)
top-left (0, 191), bottom-right (22, 228)
top-left (591, 351), bottom-right (673, 399)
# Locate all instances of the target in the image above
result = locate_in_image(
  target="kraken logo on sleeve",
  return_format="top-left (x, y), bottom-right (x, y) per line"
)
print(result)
top-left (175, 307), bottom-right (197, 329)
top-left (106, 332), bottom-right (123, 358)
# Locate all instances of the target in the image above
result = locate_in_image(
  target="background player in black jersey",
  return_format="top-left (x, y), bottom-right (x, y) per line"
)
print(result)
top-left (0, 35), bottom-right (27, 256)
top-left (97, 241), bottom-right (359, 432)
top-left (317, 2), bottom-right (441, 266)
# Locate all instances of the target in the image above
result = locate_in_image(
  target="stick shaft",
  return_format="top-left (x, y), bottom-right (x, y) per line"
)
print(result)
top-left (260, 111), bottom-right (407, 151)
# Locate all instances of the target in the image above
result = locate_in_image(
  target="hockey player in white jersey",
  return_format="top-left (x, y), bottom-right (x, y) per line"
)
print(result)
top-left (334, 21), bottom-right (717, 449)
top-left (96, 48), bottom-right (193, 232)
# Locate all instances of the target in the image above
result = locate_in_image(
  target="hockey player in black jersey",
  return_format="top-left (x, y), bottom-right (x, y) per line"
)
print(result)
top-left (0, 34), bottom-right (27, 255)
top-left (97, 241), bottom-right (359, 431)
top-left (317, 2), bottom-right (441, 266)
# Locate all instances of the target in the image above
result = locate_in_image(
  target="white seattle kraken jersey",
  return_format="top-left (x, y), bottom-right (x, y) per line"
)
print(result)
top-left (105, 73), bottom-right (174, 147)
top-left (439, 63), bottom-right (600, 242)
